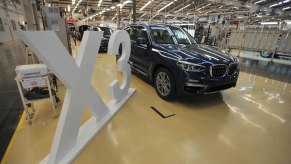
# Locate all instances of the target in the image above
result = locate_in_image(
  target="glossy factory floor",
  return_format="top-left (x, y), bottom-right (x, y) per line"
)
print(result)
top-left (2, 43), bottom-right (291, 164)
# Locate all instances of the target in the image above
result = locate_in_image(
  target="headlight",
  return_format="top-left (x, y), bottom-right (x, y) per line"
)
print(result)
top-left (234, 56), bottom-right (239, 63)
top-left (177, 61), bottom-right (205, 72)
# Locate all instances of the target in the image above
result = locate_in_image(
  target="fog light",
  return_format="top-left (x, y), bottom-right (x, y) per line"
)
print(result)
top-left (188, 79), bottom-right (199, 83)
top-left (185, 82), bottom-right (207, 88)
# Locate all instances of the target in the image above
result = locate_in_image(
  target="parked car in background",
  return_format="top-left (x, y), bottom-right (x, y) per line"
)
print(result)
top-left (91, 26), bottom-right (113, 52)
top-left (67, 23), bottom-right (75, 32)
top-left (76, 25), bottom-right (90, 41)
top-left (123, 24), bottom-right (239, 100)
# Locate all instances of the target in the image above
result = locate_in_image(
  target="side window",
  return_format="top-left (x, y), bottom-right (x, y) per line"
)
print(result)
top-left (125, 28), bottom-right (130, 34)
top-left (138, 26), bottom-right (149, 41)
top-left (125, 27), bottom-right (132, 40)
top-left (173, 29), bottom-right (188, 41)
top-left (0, 18), bottom-right (5, 32)
top-left (126, 27), bottom-right (138, 41)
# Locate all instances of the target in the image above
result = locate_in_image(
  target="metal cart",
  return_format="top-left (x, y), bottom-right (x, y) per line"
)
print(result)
top-left (15, 74), bottom-right (58, 123)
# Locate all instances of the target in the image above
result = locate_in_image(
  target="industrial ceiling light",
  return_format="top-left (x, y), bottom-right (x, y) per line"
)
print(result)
top-left (140, 1), bottom-right (153, 11)
top-left (72, 0), bottom-right (83, 14)
top-left (120, 0), bottom-right (132, 8)
top-left (98, 0), bottom-right (103, 7)
top-left (72, 0), bottom-right (75, 5)
top-left (269, 3), bottom-right (278, 7)
top-left (205, 3), bottom-right (211, 7)
top-left (81, 0), bottom-right (132, 21)
top-left (112, 13), bottom-right (117, 20)
top-left (139, 12), bottom-right (147, 18)
top-left (254, 0), bottom-right (265, 4)
top-left (269, 0), bottom-right (289, 8)
top-left (112, 15), bottom-right (117, 20)
top-left (152, 13), bottom-right (159, 18)
top-left (283, 6), bottom-right (291, 10)
top-left (269, 2), bottom-right (283, 7)
top-left (175, 2), bottom-right (194, 13)
top-left (260, 22), bottom-right (278, 25)
top-left (123, 0), bottom-right (132, 4)
top-left (157, 1), bottom-right (174, 12)
top-left (196, 3), bottom-right (211, 11)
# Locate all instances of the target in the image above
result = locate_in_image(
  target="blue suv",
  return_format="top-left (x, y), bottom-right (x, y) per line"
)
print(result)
top-left (124, 24), bottom-right (239, 100)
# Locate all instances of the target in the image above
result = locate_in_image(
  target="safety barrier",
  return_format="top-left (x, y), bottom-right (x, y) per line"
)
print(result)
top-left (277, 32), bottom-right (291, 54)
top-left (227, 29), bottom-right (291, 58)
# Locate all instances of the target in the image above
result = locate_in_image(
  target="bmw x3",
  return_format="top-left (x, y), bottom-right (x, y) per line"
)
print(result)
top-left (123, 24), bottom-right (239, 100)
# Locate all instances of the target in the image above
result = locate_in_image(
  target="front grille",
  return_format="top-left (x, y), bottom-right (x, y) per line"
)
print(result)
top-left (101, 39), bottom-right (109, 46)
top-left (210, 65), bottom-right (227, 77)
top-left (228, 63), bottom-right (238, 75)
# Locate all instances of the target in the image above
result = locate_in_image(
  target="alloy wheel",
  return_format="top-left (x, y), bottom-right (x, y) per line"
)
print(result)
top-left (156, 72), bottom-right (171, 96)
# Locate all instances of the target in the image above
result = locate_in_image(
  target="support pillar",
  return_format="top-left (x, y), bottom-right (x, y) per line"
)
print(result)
top-left (21, 0), bottom-right (36, 30)
top-left (149, 0), bottom-right (153, 23)
top-left (130, 9), bottom-right (132, 23)
top-left (117, 7), bottom-right (120, 29)
top-left (132, 0), bottom-right (136, 23)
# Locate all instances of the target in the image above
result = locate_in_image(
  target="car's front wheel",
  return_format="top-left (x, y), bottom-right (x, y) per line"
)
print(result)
top-left (154, 68), bottom-right (176, 100)
top-left (260, 51), bottom-right (272, 58)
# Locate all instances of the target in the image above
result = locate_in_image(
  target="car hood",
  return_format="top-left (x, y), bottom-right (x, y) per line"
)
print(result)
top-left (157, 44), bottom-right (237, 64)
top-left (103, 35), bottom-right (111, 39)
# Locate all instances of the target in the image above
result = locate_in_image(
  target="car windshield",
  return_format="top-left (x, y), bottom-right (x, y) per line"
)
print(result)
top-left (169, 26), bottom-right (196, 44)
top-left (150, 26), bottom-right (196, 45)
top-left (150, 27), bottom-right (175, 44)
top-left (99, 27), bottom-right (111, 36)
top-left (92, 27), bottom-right (111, 36)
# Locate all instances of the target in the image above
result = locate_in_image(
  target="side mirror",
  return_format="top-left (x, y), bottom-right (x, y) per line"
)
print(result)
top-left (136, 37), bottom-right (148, 45)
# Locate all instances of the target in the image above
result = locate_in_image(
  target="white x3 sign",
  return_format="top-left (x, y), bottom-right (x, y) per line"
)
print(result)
top-left (18, 30), bottom-right (135, 164)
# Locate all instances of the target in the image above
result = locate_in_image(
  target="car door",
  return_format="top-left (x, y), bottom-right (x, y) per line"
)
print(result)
top-left (125, 26), bottom-right (138, 67)
top-left (131, 26), bottom-right (152, 75)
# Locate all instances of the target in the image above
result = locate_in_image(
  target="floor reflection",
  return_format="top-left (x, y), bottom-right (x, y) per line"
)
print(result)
top-left (240, 58), bottom-right (291, 83)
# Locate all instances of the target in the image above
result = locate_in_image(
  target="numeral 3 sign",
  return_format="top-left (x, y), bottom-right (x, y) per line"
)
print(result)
top-left (18, 30), bottom-right (135, 164)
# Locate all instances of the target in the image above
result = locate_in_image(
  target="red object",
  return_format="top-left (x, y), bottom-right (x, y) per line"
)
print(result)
top-left (66, 18), bottom-right (77, 27)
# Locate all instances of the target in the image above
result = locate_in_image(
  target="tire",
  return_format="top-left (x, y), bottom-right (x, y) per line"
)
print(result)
top-left (154, 68), bottom-right (176, 100)
top-left (260, 51), bottom-right (272, 58)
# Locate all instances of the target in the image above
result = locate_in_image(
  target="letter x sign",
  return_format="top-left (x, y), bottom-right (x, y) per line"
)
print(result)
top-left (18, 31), bottom-right (135, 164)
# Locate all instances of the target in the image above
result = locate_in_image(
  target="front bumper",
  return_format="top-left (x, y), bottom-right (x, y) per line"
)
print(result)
top-left (99, 39), bottom-right (109, 53)
top-left (175, 69), bottom-right (239, 96)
